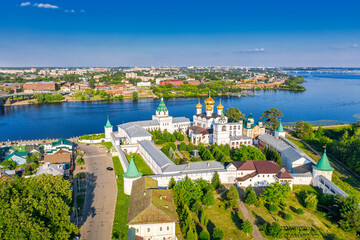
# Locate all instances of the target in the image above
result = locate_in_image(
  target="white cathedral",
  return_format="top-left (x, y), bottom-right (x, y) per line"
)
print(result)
top-left (189, 94), bottom-right (265, 147)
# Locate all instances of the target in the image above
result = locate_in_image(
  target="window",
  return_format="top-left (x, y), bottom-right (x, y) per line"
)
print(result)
top-left (147, 228), bottom-right (150, 232)
top-left (167, 226), bottom-right (170, 231)
top-left (160, 227), bottom-right (162, 231)
top-left (136, 229), bottom-right (139, 233)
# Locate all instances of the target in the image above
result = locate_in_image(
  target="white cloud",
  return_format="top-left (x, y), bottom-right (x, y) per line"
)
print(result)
top-left (65, 9), bottom-right (75, 13)
top-left (80, 9), bottom-right (86, 13)
top-left (351, 44), bottom-right (358, 48)
top-left (33, 3), bottom-right (59, 9)
top-left (234, 48), bottom-right (265, 53)
top-left (20, 2), bottom-right (31, 7)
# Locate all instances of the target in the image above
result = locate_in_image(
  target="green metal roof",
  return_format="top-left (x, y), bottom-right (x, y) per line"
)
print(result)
top-left (6, 151), bottom-right (28, 161)
top-left (49, 138), bottom-right (72, 147)
top-left (123, 155), bottom-right (142, 179)
top-left (248, 113), bottom-right (254, 119)
top-left (313, 148), bottom-right (334, 171)
top-left (156, 98), bottom-right (168, 112)
top-left (105, 116), bottom-right (112, 128)
top-left (276, 122), bottom-right (285, 132)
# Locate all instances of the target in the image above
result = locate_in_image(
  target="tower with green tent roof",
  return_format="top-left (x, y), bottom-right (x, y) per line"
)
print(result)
top-left (312, 147), bottom-right (334, 182)
top-left (123, 155), bottom-right (143, 195)
top-left (104, 115), bottom-right (113, 140)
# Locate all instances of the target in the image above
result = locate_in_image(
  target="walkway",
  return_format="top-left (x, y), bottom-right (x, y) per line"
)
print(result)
top-left (78, 144), bottom-right (117, 240)
top-left (236, 187), bottom-right (266, 240)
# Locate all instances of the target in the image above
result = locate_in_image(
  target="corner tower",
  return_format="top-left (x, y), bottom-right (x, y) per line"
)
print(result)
top-left (312, 147), bottom-right (334, 182)
top-left (123, 155), bottom-right (143, 195)
top-left (104, 116), bottom-right (113, 140)
top-left (274, 121), bottom-right (286, 138)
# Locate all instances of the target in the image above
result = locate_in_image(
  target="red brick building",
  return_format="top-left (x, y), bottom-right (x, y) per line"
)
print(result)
top-left (23, 82), bottom-right (57, 92)
top-left (159, 79), bottom-right (184, 87)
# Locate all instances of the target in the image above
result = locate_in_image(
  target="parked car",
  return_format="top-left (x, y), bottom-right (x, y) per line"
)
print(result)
top-left (106, 167), bottom-right (113, 171)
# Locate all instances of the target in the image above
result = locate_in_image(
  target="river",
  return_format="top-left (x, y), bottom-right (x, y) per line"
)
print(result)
top-left (1, 72), bottom-right (360, 141)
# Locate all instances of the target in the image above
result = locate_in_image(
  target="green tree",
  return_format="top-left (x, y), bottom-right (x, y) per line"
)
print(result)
top-left (264, 147), bottom-right (282, 166)
top-left (179, 142), bottom-right (187, 151)
top-left (261, 182), bottom-right (291, 205)
top-left (89, 79), bottom-right (96, 89)
top-left (0, 175), bottom-right (79, 240)
top-left (261, 108), bottom-right (284, 131)
top-left (212, 227), bottom-right (224, 240)
top-left (169, 177), bottom-right (176, 189)
top-left (304, 193), bottom-right (318, 209)
top-left (132, 91), bottom-right (138, 101)
top-left (268, 222), bottom-right (283, 238)
top-left (199, 229), bottom-right (210, 240)
top-left (225, 107), bottom-right (245, 122)
top-left (244, 186), bottom-right (258, 206)
top-left (202, 191), bottom-right (215, 206)
top-left (226, 185), bottom-right (239, 208)
top-left (187, 142), bottom-right (195, 152)
top-left (211, 171), bottom-right (221, 189)
top-left (295, 121), bottom-right (314, 140)
top-left (242, 219), bottom-right (253, 236)
top-left (232, 145), bottom-right (266, 161)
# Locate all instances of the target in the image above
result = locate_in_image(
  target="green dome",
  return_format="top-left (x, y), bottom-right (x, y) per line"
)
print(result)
top-left (248, 113), bottom-right (254, 119)
top-left (105, 116), bottom-right (112, 128)
top-left (123, 155), bottom-right (142, 178)
top-left (313, 148), bottom-right (334, 171)
top-left (156, 98), bottom-right (168, 112)
top-left (276, 121), bottom-right (284, 132)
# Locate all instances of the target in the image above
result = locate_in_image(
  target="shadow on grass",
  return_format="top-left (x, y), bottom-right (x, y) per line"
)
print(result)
top-left (231, 211), bottom-right (243, 230)
top-left (254, 213), bottom-right (267, 226)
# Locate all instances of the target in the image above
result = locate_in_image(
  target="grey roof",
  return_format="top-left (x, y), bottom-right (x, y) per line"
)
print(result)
top-left (119, 123), bottom-right (153, 138)
top-left (36, 163), bottom-right (66, 176)
top-left (172, 117), bottom-right (190, 123)
top-left (290, 172), bottom-right (313, 178)
top-left (196, 112), bottom-right (221, 120)
top-left (163, 161), bottom-right (224, 174)
top-left (119, 120), bottom-right (159, 129)
top-left (230, 136), bottom-right (252, 141)
top-left (258, 134), bottom-right (289, 152)
top-left (258, 134), bottom-right (316, 165)
top-left (139, 140), bottom-right (175, 171)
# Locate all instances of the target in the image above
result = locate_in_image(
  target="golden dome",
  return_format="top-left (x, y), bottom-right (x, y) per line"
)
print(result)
top-left (196, 100), bottom-right (203, 109)
top-left (206, 105), bottom-right (213, 111)
top-left (204, 92), bottom-right (215, 105)
top-left (217, 99), bottom-right (224, 110)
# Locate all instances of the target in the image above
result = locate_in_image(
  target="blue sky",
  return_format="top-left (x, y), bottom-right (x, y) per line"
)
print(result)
top-left (0, 0), bottom-right (359, 67)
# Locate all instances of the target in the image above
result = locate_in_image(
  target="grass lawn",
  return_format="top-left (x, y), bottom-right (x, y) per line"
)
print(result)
top-left (111, 157), bottom-right (130, 240)
top-left (248, 185), bottom-right (359, 240)
top-left (203, 198), bottom-right (252, 240)
top-left (125, 153), bottom-right (154, 175)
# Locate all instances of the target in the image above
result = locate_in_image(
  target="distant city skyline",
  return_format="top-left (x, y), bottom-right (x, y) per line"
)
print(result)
top-left (0, 0), bottom-right (359, 67)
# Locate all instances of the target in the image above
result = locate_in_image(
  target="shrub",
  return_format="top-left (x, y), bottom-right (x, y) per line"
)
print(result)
top-left (259, 223), bottom-right (268, 232)
top-left (191, 157), bottom-right (202, 162)
top-left (191, 201), bottom-right (203, 213)
top-left (284, 214), bottom-right (293, 221)
top-left (304, 193), bottom-right (318, 210)
top-left (168, 143), bottom-right (176, 151)
top-left (177, 134), bottom-right (185, 141)
top-left (212, 227), bottom-right (224, 240)
top-left (296, 208), bottom-right (304, 215)
top-left (269, 204), bottom-right (278, 212)
top-left (178, 142), bottom-right (187, 151)
top-left (199, 229), bottom-right (210, 240)
top-left (268, 222), bottom-right (283, 238)
top-left (156, 140), bottom-right (166, 145)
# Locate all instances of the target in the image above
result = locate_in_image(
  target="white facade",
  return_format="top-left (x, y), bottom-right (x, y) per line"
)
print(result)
top-left (129, 223), bottom-right (176, 240)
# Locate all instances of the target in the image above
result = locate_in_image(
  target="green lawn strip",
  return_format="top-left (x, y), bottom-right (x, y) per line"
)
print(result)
top-left (288, 138), bottom-right (360, 201)
top-left (203, 198), bottom-right (252, 240)
top-left (248, 185), bottom-right (358, 240)
top-left (111, 157), bottom-right (130, 240)
top-left (125, 153), bottom-right (154, 175)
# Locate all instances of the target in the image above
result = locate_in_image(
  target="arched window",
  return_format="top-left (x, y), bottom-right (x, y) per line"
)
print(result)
top-left (222, 126), bottom-right (226, 131)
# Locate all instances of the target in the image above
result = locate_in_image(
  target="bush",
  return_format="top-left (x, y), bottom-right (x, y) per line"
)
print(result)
top-left (156, 140), bottom-right (166, 145)
top-left (179, 142), bottom-right (187, 151)
top-left (269, 204), bottom-right (278, 212)
top-left (212, 227), bottom-right (224, 240)
top-left (76, 157), bottom-right (85, 166)
top-left (191, 157), bottom-right (202, 162)
top-left (199, 229), bottom-right (210, 240)
top-left (168, 143), bottom-right (176, 151)
top-left (259, 223), bottom-right (268, 232)
top-left (304, 193), bottom-right (318, 210)
top-left (191, 201), bottom-right (203, 213)
top-left (296, 208), bottom-right (304, 215)
top-left (284, 214), bottom-right (293, 221)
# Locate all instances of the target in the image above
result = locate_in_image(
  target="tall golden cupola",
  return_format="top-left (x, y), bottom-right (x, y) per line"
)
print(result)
top-left (206, 105), bottom-right (213, 111)
top-left (204, 92), bottom-right (215, 106)
top-left (217, 99), bottom-right (224, 110)
top-left (196, 100), bottom-right (203, 109)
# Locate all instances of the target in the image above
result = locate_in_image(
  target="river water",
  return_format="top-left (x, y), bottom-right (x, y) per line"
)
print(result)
top-left (1, 72), bottom-right (360, 141)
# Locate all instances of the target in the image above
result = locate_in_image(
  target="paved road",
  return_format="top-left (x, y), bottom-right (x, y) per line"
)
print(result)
top-left (79, 144), bottom-right (117, 240)
top-left (236, 187), bottom-right (266, 240)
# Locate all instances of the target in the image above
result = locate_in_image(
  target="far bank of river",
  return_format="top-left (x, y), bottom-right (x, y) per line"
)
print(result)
top-left (1, 72), bottom-right (360, 141)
